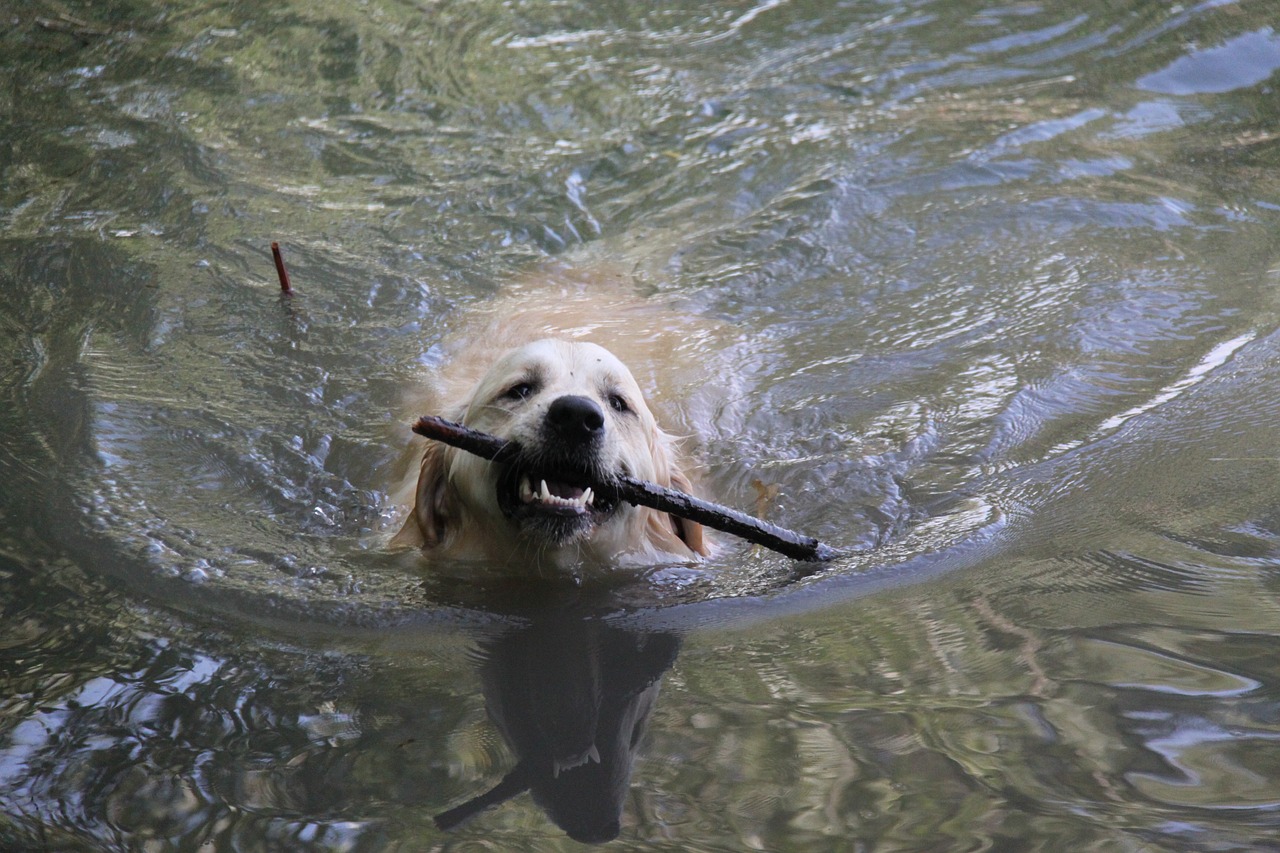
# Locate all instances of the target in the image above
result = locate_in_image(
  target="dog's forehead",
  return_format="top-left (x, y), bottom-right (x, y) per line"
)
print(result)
top-left (497, 339), bottom-right (637, 385)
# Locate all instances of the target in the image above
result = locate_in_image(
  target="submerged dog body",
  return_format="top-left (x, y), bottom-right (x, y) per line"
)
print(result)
top-left (394, 337), bottom-right (709, 570)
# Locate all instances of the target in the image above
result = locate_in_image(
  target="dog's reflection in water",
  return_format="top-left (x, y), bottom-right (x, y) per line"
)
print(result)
top-left (435, 607), bottom-right (680, 843)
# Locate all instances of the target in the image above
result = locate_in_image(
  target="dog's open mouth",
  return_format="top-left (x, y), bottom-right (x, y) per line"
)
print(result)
top-left (518, 475), bottom-right (597, 515)
top-left (495, 462), bottom-right (620, 541)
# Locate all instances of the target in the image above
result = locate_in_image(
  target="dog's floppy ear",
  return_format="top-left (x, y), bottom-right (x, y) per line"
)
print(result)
top-left (391, 440), bottom-right (455, 549)
top-left (645, 430), bottom-right (710, 557)
top-left (665, 464), bottom-right (709, 556)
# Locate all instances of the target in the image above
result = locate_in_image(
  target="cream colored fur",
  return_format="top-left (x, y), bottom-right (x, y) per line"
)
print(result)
top-left (392, 262), bottom-right (713, 572)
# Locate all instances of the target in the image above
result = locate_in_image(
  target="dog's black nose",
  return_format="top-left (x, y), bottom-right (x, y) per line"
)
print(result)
top-left (547, 395), bottom-right (606, 443)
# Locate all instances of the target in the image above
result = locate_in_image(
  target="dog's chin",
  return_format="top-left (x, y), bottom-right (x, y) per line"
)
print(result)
top-left (494, 458), bottom-right (622, 547)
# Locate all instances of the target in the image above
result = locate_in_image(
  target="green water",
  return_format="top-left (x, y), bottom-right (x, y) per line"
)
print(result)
top-left (4, 0), bottom-right (1280, 849)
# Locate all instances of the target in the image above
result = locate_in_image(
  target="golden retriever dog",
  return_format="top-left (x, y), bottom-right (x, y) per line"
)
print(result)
top-left (392, 260), bottom-right (715, 572)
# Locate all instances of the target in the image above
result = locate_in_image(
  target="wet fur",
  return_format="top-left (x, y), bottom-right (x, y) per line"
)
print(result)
top-left (392, 263), bottom-right (713, 571)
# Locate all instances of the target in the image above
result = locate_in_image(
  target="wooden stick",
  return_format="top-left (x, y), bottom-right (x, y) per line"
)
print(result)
top-left (411, 415), bottom-right (842, 562)
top-left (271, 241), bottom-right (293, 294)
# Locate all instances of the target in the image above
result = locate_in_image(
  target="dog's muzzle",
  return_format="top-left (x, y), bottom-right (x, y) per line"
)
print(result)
top-left (493, 395), bottom-right (622, 542)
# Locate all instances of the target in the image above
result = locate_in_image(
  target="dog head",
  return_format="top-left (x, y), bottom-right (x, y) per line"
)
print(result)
top-left (394, 339), bottom-right (707, 566)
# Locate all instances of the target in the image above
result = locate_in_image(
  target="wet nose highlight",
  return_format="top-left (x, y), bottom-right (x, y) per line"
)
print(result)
top-left (547, 395), bottom-right (606, 442)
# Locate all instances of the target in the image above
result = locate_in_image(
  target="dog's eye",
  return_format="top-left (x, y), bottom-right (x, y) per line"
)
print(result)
top-left (607, 393), bottom-right (631, 414)
top-left (501, 381), bottom-right (536, 402)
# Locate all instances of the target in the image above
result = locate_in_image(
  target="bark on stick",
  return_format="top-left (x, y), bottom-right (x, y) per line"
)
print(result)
top-left (410, 415), bottom-right (841, 562)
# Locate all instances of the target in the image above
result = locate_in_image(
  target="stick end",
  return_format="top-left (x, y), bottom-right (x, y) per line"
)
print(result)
top-left (811, 543), bottom-right (843, 562)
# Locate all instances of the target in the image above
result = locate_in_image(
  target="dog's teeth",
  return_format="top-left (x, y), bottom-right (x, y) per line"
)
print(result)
top-left (521, 477), bottom-right (593, 510)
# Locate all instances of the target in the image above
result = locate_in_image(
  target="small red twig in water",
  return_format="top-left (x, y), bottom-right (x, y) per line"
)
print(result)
top-left (271, 241), bottom-right (293, 294)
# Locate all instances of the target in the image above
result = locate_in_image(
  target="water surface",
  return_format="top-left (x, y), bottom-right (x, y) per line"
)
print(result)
top-left (4, 0), bottom-right (1280, 849)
